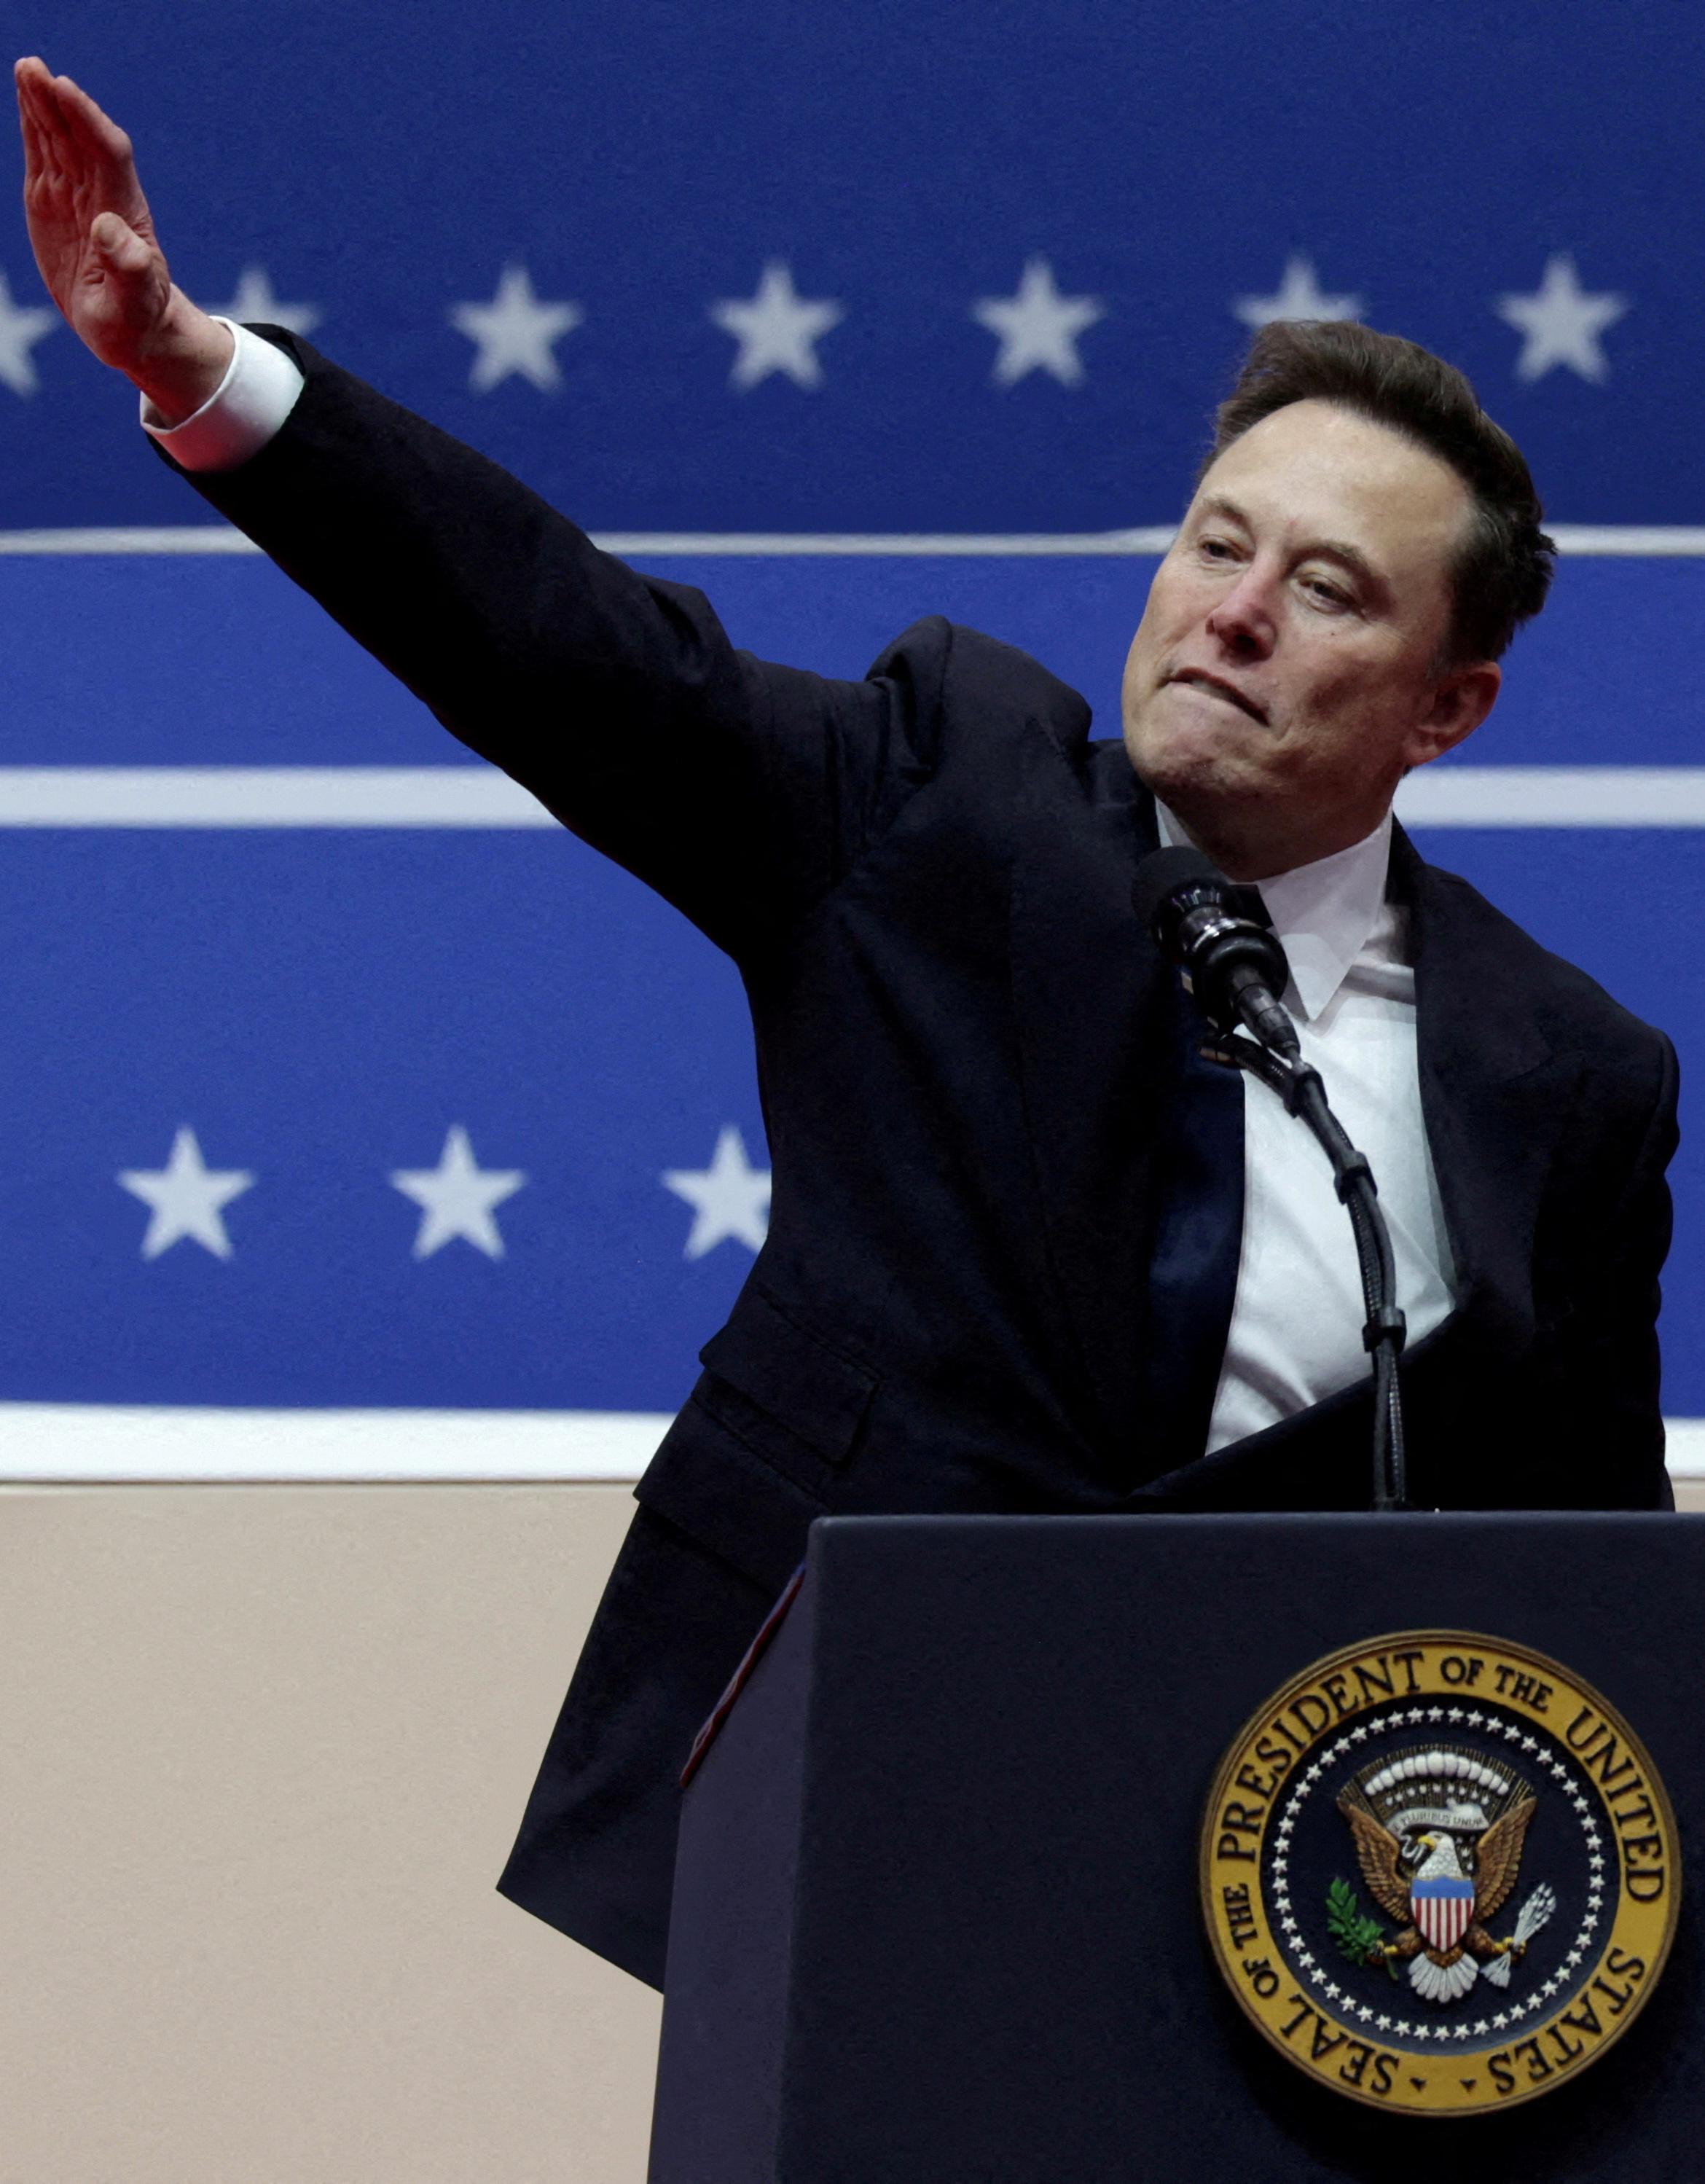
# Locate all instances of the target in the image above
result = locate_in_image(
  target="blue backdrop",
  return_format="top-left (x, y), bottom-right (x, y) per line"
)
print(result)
top-left (0, 0), bottom-right (1700, 1425)
top-left (0, 549), bottom-right (1700, 1416)
top-left (2, 0), bottom-right (1701, 530)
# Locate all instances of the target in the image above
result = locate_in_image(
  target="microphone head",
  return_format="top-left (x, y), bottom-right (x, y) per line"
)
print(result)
top-left (1130, 844), bottom-right (1230, 939)
top-left (1132, 842), bottom-right (1293, 1038)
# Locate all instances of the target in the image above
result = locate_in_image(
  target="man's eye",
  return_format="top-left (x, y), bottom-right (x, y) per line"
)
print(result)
top-left (1199, 538), bottom-right (1236, 560)
top-left (1304, 577), bottom-right (1347, 606)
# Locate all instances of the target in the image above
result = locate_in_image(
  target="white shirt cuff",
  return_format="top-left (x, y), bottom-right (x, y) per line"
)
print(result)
top-left (140, 318), bottom-right (306, 473)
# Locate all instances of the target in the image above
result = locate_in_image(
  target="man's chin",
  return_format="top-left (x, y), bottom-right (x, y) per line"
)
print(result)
top-left (1122, 727), bottom-right (1258, 817)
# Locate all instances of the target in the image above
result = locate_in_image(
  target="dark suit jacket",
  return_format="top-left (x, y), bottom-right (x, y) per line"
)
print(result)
top-left (164, 328), bottom-right (1679, 1984)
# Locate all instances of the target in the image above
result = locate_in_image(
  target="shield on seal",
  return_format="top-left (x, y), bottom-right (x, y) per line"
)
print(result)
top-left (1411, 1873), bottom-right (1476, 1952)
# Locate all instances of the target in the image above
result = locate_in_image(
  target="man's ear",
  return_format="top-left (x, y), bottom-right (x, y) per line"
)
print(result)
top-left (1405, 660), bottom-right (1502, 770)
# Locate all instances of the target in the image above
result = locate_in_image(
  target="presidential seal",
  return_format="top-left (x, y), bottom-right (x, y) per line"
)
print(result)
top-left (1200, 1632), bottom-right (1679, 2116)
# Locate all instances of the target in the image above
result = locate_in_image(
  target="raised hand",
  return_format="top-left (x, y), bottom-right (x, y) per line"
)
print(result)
top-left (15, 56), bottom-right (231, 420)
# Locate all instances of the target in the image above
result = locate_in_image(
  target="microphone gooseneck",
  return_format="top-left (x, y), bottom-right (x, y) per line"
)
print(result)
top-left (1133, 842), bottom-right (1410, 1514)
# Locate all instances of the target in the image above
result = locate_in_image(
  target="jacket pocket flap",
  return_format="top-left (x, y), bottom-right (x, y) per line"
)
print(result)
top-left (698, 1286), bottom-right (877, 1466)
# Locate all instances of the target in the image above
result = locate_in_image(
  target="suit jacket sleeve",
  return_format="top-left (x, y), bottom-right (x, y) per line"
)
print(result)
top-left (1551, 1029), bottom-right (1679, 1509)
top-left (149, 326), bottom-right (946, 956)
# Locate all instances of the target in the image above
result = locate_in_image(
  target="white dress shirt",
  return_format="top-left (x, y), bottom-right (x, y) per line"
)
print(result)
top-left (1155, 804), bottom-right (1457, 1452)
top-left (141, 318), bottom-right (306, 469)
top-left (147, 327), bottom-right (1459, 1460)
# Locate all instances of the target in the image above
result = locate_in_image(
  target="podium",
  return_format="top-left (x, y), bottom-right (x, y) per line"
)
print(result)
top-left (649, 1512), bottom-right (1703, 2182)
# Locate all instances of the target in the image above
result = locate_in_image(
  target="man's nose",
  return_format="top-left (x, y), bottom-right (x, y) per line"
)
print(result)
top-left (1204, 569), bottom-right (1277, 657)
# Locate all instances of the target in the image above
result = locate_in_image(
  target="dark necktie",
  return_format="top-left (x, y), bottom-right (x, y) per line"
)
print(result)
top-left (1137, 965), bottom-right (1248, 1474)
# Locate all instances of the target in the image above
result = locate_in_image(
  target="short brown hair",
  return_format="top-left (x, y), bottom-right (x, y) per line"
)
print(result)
top-left (1200, 321), bottom-right (1555, 666)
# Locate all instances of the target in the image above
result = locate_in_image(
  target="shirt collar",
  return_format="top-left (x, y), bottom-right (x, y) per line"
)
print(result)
top-left (1153, 801), bottom-right (1394, 1022)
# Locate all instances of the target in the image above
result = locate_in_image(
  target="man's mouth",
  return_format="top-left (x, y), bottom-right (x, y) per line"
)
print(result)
top-left (1166, 670), bottom-right (1268, 724)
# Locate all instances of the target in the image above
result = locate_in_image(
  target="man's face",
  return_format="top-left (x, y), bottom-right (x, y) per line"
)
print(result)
top-left (1121, 399), bottom-right (1499, 877)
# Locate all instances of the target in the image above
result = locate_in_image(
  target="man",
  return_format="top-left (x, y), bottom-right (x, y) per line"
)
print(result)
top-left (17, 58), bottom-right (1678, 1993)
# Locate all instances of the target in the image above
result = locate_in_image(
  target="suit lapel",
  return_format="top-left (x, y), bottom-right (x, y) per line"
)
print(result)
top-left (1397, 826), bottom-right (1579, 1353)
top-left (1008, 783), bottom-right (1572, 1468)
top-left (1007, 723), bottom-right (1202, 1457)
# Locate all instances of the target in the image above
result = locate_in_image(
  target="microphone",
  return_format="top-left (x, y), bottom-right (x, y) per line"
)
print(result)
top-left (1134, 841), bottom-right (1411, 1509)
top-left (1132, 845), bottom-right (1300, 1060)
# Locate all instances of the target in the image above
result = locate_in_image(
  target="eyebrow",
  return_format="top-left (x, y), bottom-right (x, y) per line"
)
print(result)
top-left (1193, 494), bottom-right (1391, 598)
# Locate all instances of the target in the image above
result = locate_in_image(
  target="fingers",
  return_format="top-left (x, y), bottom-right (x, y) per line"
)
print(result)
top-left (50, 68), bottom-right (135, 171)
top-left (16, 60), bottom-right (74, 185)
top-left (15, 69), bottom-right (49, 184)
top-left (17, 77), bottom-right (67, 211)
top-left (16, 60), bottom-right (131, 187)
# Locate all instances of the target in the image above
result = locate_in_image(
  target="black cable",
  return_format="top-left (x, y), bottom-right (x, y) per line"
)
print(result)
top-left (1204, 1033), bottom-right (1410, 1511)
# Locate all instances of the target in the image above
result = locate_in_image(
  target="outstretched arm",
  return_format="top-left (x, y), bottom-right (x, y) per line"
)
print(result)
top-left (15, 56), bottom-right (230, 422)
top-left (14, 58), bottom-right (949, 955)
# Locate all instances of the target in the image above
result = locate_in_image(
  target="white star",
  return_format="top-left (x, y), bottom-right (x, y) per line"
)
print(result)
top-left (1427, 1708), bottom-right (1445, 1721)
top-left (1447, 1710), bottom-right (1465, 1722)
top-left (1497, 254), bottom-right (1627, 383)
top-left (118, 1127), bottom-right (253, 1261)
top-left (1348, 1726), bottom-right (1370, 1742)
top-left (1376, 2015), bottom-right (1392, 2032)
top-left (1492, 2012), bottom-right (1510, 2030)
top-left (710, 262), bottom-right (842, 391)
top-left (208, 265), bottom-right (322, 337)
top-left (450, 265), bottom-right (583, 393)
top-left (662, 1124), bottom-right (771, 1259)
top-left (1471, 2019), bottom-right (1490, 2036)
top-left (1323, 1982), bottom-right (1341, 2000)
top-left (1466, 1713), bottom-right (1485, 1726)
top-left (972, 257), bottom-right (1103, 388)
top-left (391, 1126), bottom-right (525, 1260)
top-left (0, 267), bottom-right (57, 396)
top-left (1233, 254), bottom-right (1361, 330)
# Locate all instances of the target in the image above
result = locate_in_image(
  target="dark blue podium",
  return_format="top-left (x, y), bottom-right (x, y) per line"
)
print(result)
top-left (648, 1512), bottom-right (1703, 2183)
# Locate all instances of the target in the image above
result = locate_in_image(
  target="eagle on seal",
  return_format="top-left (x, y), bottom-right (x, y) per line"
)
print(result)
top-left (1336, 1746), bottom-right (1543, 2004)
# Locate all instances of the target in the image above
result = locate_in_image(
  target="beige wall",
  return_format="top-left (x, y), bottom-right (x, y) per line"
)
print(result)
top-left (0, 1484), bottom-right (662, 2184)
top-left (7, 1476), bottom-right (1703, 2182)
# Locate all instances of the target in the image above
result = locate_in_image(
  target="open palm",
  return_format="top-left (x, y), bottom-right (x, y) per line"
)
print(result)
top-left (16, 55), bottom-right (176, 371)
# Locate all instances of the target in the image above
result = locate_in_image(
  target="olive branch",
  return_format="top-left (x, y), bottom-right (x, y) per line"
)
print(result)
top-left (1325, 1877), bottom-right (1394, 1974)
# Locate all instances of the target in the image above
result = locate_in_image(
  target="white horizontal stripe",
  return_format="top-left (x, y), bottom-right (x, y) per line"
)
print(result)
top-left (1, 766), bottom-right (1704, 829)
top-left (593, 530), bottom-right (1187, 556)
top-left (8, 524), bottom-right (1705, 556)
top-left (0, 1404), bottom-right (671, 1482)
top-left (0, 767), bottom-right (557, 826)
top-left (0, 527), bottom-right (265, 555)
top-left (0, 1401), bottom-right (1696, 1482)
top-left (1395, 767), bottom-right (1705, 827)
top-left (1545, 526), bottom-right (1705, 556)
